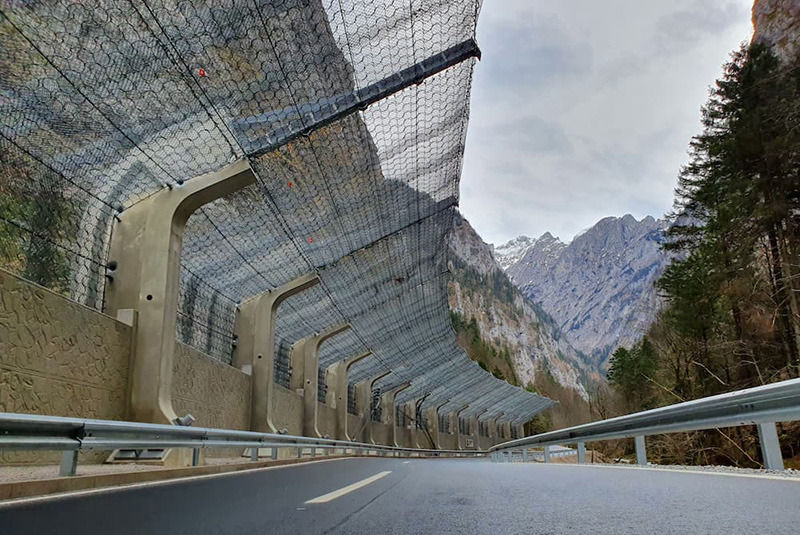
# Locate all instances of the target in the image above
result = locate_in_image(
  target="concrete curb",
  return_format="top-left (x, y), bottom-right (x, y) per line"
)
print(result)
top-left (0, 455), bottom-right (351, 501)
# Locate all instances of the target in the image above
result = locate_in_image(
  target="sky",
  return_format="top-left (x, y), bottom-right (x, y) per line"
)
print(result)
top-left (459, 0), bottom-right (755, 246)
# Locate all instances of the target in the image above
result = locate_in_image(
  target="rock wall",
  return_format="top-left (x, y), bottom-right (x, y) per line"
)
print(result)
top-left (449, 215), bottom-right (595, 396)
top-left (753, 0), bottom-right (800, 62)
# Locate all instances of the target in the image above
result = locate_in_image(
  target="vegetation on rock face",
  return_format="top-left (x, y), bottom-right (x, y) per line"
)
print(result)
top-left (448, 214), bottom-right (599, 433)
top-left (450, 308), bottom-right (593, 431)
top-left (603, 43), bottom-right (800, 468)
top-left (450, 310), bottom-right (520, 385)
top-left (528, 367), bottom-right (592, 431)
top-left (0, 146), bottom-right (74, 293)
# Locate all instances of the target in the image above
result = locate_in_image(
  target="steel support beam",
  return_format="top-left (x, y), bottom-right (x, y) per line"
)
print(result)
top-left (248, 39), bottom-right (482, 159)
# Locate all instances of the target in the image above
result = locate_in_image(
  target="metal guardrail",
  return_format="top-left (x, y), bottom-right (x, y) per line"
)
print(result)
top-left (0, 412), bottom-right (484, 477)
top-left (490, 378), bottom-right (800, 470)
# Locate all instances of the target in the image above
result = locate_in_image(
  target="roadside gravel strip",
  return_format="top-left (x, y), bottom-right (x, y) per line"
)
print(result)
top-left (627, 463), bottom-right (800, 479)
top-left (544, 461), bottom-right (800, 480)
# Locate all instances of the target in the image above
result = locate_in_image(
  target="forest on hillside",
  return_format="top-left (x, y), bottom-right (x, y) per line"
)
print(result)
top-left (603, 43), bottom-right (800, 468)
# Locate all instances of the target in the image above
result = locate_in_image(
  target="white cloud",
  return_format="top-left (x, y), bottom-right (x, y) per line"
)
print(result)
top-left (460, 0), bottom-right (754, 246)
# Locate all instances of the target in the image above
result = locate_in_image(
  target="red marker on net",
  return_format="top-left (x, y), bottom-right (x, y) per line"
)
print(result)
top-left (198, 68), bottom-right (206, 77)
top-left (308, 237), bottom-right (313, 244)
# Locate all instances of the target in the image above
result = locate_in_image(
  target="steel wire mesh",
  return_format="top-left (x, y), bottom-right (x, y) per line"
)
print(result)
top-left (0, 0), bottom-right (550, 422)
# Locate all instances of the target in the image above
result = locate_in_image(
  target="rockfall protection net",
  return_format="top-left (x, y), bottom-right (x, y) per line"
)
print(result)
top-left (0, 0), bottom-right (551, 425)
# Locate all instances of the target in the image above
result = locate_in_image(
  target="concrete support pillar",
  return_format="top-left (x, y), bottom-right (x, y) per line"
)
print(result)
top-left (453, 406), bottom-right (468, 450)
top-left (289, 323), bottom-right (351, 438)
top-left (233, 272), bottom-right (319, 432)
top-left (326, 351), bottom-right (371, 440)
top-left (516, 424), bottom-right (525, 440)
top-left (757, 422), bottom-right (784, 471)
top-left (381, 383), bottom-right (410, 447)
top-left (427, 401), bottom-right (452, 450)
top-left (471, 409), bottom-right (487, 450)
top-left (106, 159), bottom-right (256, 425)
top-left (577, 442), bottom-right (587, 464)
top-left (487, 415), bottom-right (502, 444)
top-left (406, 400), bottom-right (420, 448)
top-left (634, 435), bottom-right (647, 466)
top-left (355, 371), bottom-right (389, 444)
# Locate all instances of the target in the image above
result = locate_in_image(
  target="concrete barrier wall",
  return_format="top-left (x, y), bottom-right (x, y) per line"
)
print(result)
top-left (416, 429), bottom-right (436, 449)
top-left (1, 269), bottom-right (509, 464)
top-left (347, 414), bottom-right (364, 441)
top-left (477, 436), bottom-right (495, 450)
top-left (317, 404), bottom-right (336, 438)
top-left (272, 385), bottom-right (303, 435)
top-left (438, 433), bottom-right (456, 450)
top-left (0, 269), bottom-right (133, 464)
top-left (172, 343), bottom-right (251, 430)
top-left (372, 422), bottom-right (391, 445)
top-left (396, 427), bottom-right (413, 448)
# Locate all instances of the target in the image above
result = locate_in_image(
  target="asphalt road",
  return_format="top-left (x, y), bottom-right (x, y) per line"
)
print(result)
top-left (1, 458), bottom-right (798, 534)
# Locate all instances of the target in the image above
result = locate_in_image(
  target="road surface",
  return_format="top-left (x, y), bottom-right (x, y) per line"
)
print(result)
top-left (1, 458), bottom-right (798, 534)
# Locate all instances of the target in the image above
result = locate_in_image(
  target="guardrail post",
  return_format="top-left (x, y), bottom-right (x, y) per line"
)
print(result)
top-left (757, 422), bottom-right (784, 470)
top-left (271, 448), bottom-right (278, 460)
top-left (311, 447), bottom-right (316, 458)
top-left (193, 448), bottom-right (201, 466)
top-left (59, 450), bottom-right (78, 477)
top-left (577, 442), bottom-right (586, 464)
top-left (522, 448), bottom-right (528, 462)
top-left (544, 446), bottom-right (551, 463)
top-left (250, 448), bottom-right (258, 461)
top-left (297, 447), bottom-right (302, 459)
top-left (634, 436), bottom-right (647, 466)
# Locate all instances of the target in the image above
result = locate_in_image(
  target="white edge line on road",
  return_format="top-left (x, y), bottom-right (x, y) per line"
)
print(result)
top-left (0, 457), bottom-right (355, 509)
top-left (525, 461), bottom-right (800, 482)
top-left (305, 471), bottom-right (392, 504)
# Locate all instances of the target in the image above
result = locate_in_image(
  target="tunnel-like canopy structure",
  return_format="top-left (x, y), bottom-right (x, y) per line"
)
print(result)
top-left (1, 0), bottom-right (553, 427)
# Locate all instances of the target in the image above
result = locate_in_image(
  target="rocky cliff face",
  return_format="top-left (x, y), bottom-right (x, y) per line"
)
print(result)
top-left (448, 214), bottom-right (596, 398)
top-left (753, 0), bottom-right (800, 62)
top-left (497, 215), bottom-right (670, 370)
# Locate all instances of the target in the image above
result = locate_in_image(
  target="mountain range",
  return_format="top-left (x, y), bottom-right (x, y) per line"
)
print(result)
top-left (495, 215), bottom-right (670, 370)
top-left (447, 214), bottom-right (600, 399)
